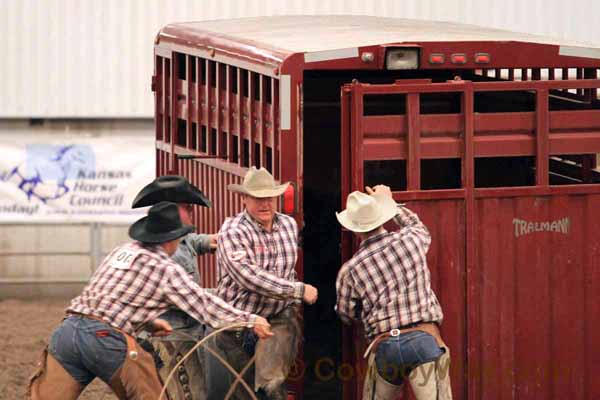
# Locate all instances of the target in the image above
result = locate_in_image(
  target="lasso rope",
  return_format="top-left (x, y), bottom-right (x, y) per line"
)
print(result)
top-left (157, 322), bottom-right (268, 400)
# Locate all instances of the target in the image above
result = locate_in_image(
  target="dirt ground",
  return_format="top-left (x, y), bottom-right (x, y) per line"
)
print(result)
top-left (0, 299), bottom-right (117, 400)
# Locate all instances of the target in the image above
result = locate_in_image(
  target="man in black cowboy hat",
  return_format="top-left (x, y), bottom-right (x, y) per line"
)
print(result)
top-left (131, 175), bottom-right (218, 400)
top-left (132, 174), bottom-right (216, 284)
top-left (29, 201), bottom-right (272, 400)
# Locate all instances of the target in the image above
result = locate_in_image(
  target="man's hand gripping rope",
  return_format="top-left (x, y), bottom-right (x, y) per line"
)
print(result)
top-left (158, 318), bottom-right (273, 400)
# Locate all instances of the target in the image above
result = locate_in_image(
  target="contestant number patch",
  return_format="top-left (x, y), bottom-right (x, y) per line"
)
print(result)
top-left (109, 249), bottom-right (139, 270)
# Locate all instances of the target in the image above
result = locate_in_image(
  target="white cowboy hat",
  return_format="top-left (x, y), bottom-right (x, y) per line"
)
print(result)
top-left (336, 191), bottom-right (399, 233)
top-left (228, 167), bottom-right (290, 198)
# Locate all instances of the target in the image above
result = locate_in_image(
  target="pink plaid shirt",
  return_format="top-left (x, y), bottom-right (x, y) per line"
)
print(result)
top-left (216, 211), bottom-right (304, 317)
top-left (336, 207), bottom-right (443, 341)
top-left (68, 241), bottom-right (254, 336)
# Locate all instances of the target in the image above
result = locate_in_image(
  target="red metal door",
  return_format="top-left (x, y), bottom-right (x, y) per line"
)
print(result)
top-left (340, 77), bottom-right (600, 400)
top-left (340, 80), bottom-right (469, 399)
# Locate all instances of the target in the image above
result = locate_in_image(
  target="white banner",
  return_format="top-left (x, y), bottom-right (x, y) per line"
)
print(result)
top-left (0, 134), bottom-right (155, 223)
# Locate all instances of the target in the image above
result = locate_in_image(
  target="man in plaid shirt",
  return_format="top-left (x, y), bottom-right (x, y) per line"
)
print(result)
top-left (207, 167), bottom-right (318, 400)
top-left (336, 185), bottom-right (452, 400)
top-left (29, 201), bottom-right (272, 400)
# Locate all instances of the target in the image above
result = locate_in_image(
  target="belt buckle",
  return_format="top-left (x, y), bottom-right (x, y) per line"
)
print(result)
top-left (390, 328), bottom-right (401, 337)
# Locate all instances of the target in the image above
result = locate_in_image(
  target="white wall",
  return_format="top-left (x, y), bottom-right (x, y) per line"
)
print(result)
top-left (1, 0), bottom-right (599, 118)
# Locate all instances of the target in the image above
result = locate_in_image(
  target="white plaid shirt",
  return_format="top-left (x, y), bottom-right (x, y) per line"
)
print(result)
top-left (216, 210), bottom-right (304, 317)
top-left (336, 206), bottom-right (443, 341)
top-left (68, 241), bottom-right (255, 336)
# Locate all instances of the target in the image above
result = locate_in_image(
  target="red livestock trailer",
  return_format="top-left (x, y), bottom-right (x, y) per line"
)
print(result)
top-left (152, 16), bottom-right (600, 399)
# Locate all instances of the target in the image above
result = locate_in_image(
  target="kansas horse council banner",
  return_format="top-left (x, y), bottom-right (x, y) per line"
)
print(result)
top-left (0, 134), bottom-right (155, 223)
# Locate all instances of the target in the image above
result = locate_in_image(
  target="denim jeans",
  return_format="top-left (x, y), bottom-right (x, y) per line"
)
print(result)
top-left (375, 330), bottom-right (444, 385)
top-left (204, 328), bottom-right (258, 400)
top-left (48, 315), bottom-right (127, 386)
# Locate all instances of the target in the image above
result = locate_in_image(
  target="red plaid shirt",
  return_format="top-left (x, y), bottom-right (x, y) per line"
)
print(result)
top-left (217, 211), bottom-right (304, 317)
top-left (336, 207), bottom-right (443, 341)
top-left (68, 241), bottom-right (255, 336)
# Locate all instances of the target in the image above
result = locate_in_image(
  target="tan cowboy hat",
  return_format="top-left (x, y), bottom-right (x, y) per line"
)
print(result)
top-left (336, 191), bottom-right (398, 233)
top-left (228, 167), bottom-right (290, 198)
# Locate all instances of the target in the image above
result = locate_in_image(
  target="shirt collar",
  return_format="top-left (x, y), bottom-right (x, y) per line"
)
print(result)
top-left (359, 230), bottom-right (388, 249)
top-left (135, 241), bottom-right (169, 258)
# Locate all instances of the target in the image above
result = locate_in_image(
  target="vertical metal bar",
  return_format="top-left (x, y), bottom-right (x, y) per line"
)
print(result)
top-left (206, 60), bottom-right (213, 155)
top-left (582, 155), bottom-right (594, 183)
top-left (272, 78), bottom-right (280, 179)
top-left (237, 69), bottom-right (244, 166)
top-left (260, 75), bottom-right (267, 170)
top-left (536, 89), bottom-right (550, 186)
top-left (248, 71), bottom-right (256, 167)
top-left (89, 223), bottom-right (102, 274)
top-left (584, 68), bottom-right (597, 102)
top-left (216, 63), bottom-right (222, 157)
top-left (407, 93), bottom-right (421, 191)
top-left (226, 65), bottom-right (234, 162)
top-left (508, 68), bottom-right (515, 81)
top-left (463, 82), bottom-right (477, 400)
top-left (532, 68), bottom-right (541, 81)
top-left (494, 68), bottom-right (501, 79)
top-left (186, 55), bottom-right (192, 148)
top-left (170, 54), bottom-right (177, 173)
top-left (155, 56), bottom-right (163, 142)
top-left (351, 82), bottom-right (364, 193)
top-left (521, 68), bottom-right (529, 81)
top-left (577, 68), bottom-right (584, 97)
top-left (549, 68), bottom-right (555, 80)
top-left (196, 58), bottom-right (202, 152)
top-left (162, 57), bottom-right (168, 144)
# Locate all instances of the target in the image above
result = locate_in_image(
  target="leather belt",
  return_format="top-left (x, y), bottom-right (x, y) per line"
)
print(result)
top-left (363, 322), bottom-right (443, 359)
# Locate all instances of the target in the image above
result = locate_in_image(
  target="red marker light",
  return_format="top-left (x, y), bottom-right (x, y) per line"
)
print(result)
top-left (451, 53), bottom-right (467, 64)
top-left (429, 54), bottom-right (445, 64)
top-left (475, 53), bottom-right (491, 64)
top-left (282, 184), bottom-right (295, 215)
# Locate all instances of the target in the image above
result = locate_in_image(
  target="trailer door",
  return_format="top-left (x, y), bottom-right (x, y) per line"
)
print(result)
top-left (340, 75), bottom-right (600, 400)
top-left (340, 79), bottom-right (469, 399)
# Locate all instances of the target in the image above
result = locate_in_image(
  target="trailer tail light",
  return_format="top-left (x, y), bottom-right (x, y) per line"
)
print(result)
top-left (385, 48), bottom-right (420, 70)
top-left (282, 184), bottom-right (296, 215)
top-left (451, 53), bottom-right (467, 64)
top-left (429, 54), bottom-right (445, 64)
top-left (474, 53), bottom-right (491, 64)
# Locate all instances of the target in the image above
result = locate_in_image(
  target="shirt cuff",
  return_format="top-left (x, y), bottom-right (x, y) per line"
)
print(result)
top-left (246, 313), bottom-right (258, 328)
top-left (293, 282), bottom-right (305, 300)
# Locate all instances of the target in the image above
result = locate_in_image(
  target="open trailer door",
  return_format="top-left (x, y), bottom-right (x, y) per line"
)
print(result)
top-left (340, 75), bottom-right (600, 399)
top-left (340, 78), bottom-right (469, 399)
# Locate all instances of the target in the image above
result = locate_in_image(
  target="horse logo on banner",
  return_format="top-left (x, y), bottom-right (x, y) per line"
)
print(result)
top-left (3, 144), bottom-right (95, 203)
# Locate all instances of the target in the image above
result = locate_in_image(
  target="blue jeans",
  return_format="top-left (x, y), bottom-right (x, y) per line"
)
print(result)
top-left (375, 330), bottom-right (444, 385)
top-left (159, 309), bottom-right (206, 339)
top-left (48, 315), bottom-right (127, 386)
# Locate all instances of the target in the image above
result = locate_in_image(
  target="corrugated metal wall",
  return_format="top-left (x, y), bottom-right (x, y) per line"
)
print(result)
top-left (1, 0), bottom-right (599, 118)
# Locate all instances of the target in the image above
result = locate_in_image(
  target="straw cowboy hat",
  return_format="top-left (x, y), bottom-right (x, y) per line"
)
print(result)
top-left (131, 175), bottom-right (211, 208)
top-left (228, 167), bottom-right (290, 198)
top-left (129, 201), bottom-right (195, 243)
top-left (336, 191), bottom-right (399, 233)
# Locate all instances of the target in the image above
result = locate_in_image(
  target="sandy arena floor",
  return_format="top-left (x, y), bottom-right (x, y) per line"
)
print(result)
top-left (0, 299), bottom-right (117, 400)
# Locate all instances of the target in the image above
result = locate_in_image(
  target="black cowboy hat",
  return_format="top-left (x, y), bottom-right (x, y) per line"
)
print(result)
top-left (129, 201), bottom-right (195, 243)
top-left (131, 175), bottom-right (211, 208)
